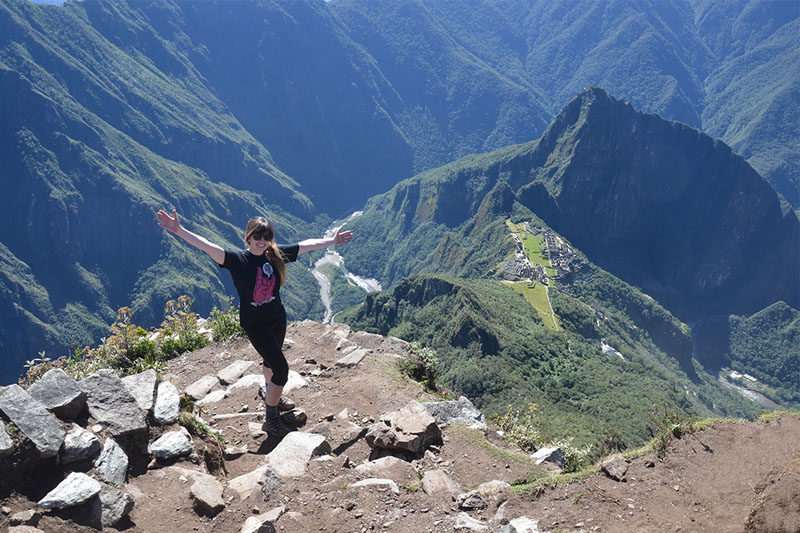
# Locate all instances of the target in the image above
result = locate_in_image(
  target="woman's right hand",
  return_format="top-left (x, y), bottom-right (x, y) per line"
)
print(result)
top-left (157, 209), bottom-right (181, 234)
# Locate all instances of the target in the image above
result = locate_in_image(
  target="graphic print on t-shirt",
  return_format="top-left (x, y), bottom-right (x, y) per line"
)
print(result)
top-left (253, 262), bottom-right (276, 305)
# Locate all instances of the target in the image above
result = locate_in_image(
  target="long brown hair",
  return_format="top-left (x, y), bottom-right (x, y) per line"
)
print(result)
top-left (244, 216), bottom-right (287, 287)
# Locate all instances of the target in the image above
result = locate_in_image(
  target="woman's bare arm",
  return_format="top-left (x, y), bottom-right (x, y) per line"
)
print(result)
top-left (157, 209), bottom-right (225, 265)
top-left (297, 226), bottom-right (353, 256)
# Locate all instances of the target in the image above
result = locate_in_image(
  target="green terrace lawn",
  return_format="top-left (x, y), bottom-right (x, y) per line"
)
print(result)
top-left (507, 280), bottom-right (559, 331)
top-left (506, 221), bottom-right (557, 277)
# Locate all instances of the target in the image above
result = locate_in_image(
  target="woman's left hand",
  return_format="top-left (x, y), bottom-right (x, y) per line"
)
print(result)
top-left (333, 227), bottom-right (354, 245)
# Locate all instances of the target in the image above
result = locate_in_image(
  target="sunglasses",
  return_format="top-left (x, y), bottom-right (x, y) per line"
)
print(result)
top-left (250, 232), bottom-right (269, 241)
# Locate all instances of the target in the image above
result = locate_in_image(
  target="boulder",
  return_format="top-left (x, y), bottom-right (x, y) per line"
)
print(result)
top-left (61, 424), bottom-right (101, 464)
top-left (531, 447), bottom-right (565, 469)
top-left (283, 371), bottom-right (308, 394)
top-left (365, 401), bottom-right (442, 454)
top-left (499, 517), bottom-right (541, 533)
top-left (79, 370), bottom-right (147, 438)
top-left (457, 490), bottom-right (488, 510)
top-left (227, 464), bottom-right (270, 500)
top-left (27, 369), bottom-right (87, 419)
top-left (121, 369), bottom-right (157, 412)
top-left (260, 466), bottom-right (284, 501)
top-left (149, 428), bottom-right (193, 460)
top-left (354, 456), bottom-right (418, 485)
top-left (0, 385), bottom-right (65, 458)
top-left (0, 423), bottom-right (13, 457)
top-left (38, 472), bottom-right (101, 510)
top-left (95, 438), bottom-right (129, 486)
top-left (217, 360), bottom-right (255, 385)
top-left (335, 348), bottom-right (368, 368)
top-left (198, 390), bottom-right (227, 406)
top-left (96, 484), bottom-right (135, 527)
top-left (9, 509), bottom-right (41, 526)
top-left (349, 478), bottom-right (400, 495)
top-left (185, 375), bottom-right (220, 401)
top-left (423, 396), bottom-right (486, 430)
top-left (153, 381), bottom-right (180, 425)
top-left (421, 469), bottom-right (461, 497)
top-left (266, 432), bottom-right (330, 478)
top-left (241, 506), bottom-right (285, 533)
top-left (453, 512), bottom-right (489, 531)
top-left (601, 456), bottom-right (629, 482)
top-left (190, 474), bottom-right (225, 516)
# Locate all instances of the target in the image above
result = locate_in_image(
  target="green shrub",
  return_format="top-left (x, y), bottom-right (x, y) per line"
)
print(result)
top-left (209, 297), bottom-right (242, 341)
top-left (398, 342), bottom-right (439, 391)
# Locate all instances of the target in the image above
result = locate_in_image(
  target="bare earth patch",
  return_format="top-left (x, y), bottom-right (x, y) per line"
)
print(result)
top-left (1, 321), bottom-right (798, 532)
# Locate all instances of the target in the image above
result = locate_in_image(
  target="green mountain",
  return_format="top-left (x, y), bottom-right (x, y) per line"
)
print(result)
top-left (341, 88), bottom-right (798, 320)
top-left (338, 88), bottom-right (799, 447)
top-left (346, 274), bottom-right (759, 452)
top-left (1, 0), bottom-right (798, 384)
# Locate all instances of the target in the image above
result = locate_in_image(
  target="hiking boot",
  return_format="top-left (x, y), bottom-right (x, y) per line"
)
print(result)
top-left (278, 396), bottom-right (296, 411)
top-left (261, 415), bottom-right (294, 438)
top-left (280, 408), bottom-right (307, 428)
top-left (257, 387), bottom-right (295, 412)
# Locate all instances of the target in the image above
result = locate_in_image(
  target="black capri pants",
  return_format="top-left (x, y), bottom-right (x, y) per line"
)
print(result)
top-left (243, 316), bottom-right (289, 387)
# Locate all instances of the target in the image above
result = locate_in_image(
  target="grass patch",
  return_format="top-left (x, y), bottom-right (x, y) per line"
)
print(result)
top-left (448, 423), bottom-right (537, 467)
top-left (508, 281), bottom-right (558, 330)
top-left (511, 468), bottom-right (598, 496)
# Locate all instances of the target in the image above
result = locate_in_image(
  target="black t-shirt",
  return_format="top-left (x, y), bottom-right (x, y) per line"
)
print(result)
top-left (219, 244), bottom-right (299, 325)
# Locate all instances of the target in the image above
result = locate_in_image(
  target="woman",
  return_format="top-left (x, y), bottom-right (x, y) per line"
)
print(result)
top-left (156, 209), bottom-right (353, 438)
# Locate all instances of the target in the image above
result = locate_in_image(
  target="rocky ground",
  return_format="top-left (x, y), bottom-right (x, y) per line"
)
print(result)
top-left (1, 320), bottom-right (799, 532)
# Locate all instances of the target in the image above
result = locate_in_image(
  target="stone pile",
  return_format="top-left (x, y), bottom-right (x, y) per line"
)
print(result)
top-left (1, 322), bottom-right (544, 532)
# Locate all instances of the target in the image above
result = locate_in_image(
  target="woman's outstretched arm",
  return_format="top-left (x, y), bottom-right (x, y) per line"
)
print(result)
top-left (297, 226), bottom-right (353, 256)
top-left (157, 209), bottom-right (225, 265)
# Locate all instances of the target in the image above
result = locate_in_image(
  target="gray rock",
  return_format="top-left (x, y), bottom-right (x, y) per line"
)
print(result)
top-left (348, 478), bottom-right (400, 494)
top-left (9, 509), bottom-right (41, 526)
top-left (153, 380), bottom-right (180, 425)
top-left (354, 456), bottom-right (418, 485)
top-left (79, 370), bottom-right (148, 438)
top-left (601, 456), bottom-right (630, 481)
top-left (457, 490), bottom-right (488, 510)
top-left (97, 484), bottom-right (134, 527)
top-left (61, 424), bottom-right (101, 464)
top-left (498, 517), bottom-right (540, 533)
top-left (260, 466), bottom-right (284, 501)
top-left (149, 428), bottom-right (193, 460)
top-left (531, 447), bottom-right (565, 469)
top-left (335, 348), bottom-right (369, 368)
top-left (0, 385), bottom-right (65, 458)
top-left (365, 400), bottom-right (442, 454)
top-left (421, 469), bottom-right (461, 497)
top-left (453, 512), bottom-right (488, 531)
top-left (121, 369), bottom-right (157, 412)
top-left (241, 506), bottom-right (285, 533)
top-left (266, 432), bottom-right (330, 478)
top-left (190, 474), bottom-right (225, 516)
top-left (217, 360), bottom-right (255, 385)
top-left (95, 438), bottom-right (129, 486)
top-left (227, 465), bottom-right (270, 500)
top-left (27, 369), bottom-right (87, 419)
top-left (0, 423), bottom-right (13, 457)
top-left (197, 389), bottom-right (227, 406)
top-left (185, 375), bottom-right (219, 401)
top-left (7, 526), bottom-right (45, 533)
top-left (423, 396), bottom-right (487, 430)
top-left (38, 472), bottom-right (101, 510)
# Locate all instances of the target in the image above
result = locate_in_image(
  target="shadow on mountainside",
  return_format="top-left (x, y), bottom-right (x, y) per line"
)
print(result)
top-left (1, 320), bottom-right (798, 532)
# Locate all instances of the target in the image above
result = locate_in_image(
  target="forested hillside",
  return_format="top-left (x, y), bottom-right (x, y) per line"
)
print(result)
top-left (1, 0), bottom-right (797, 383)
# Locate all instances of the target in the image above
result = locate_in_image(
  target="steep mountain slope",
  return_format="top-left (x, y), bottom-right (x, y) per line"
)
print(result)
top-left (342, 88), bottom-right (799, 321)
top-left (338, 89), bottom-right (798, 419)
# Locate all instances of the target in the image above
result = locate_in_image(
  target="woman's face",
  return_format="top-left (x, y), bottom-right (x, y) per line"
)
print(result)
top-left (247, 232), bottom-right (269, 255)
